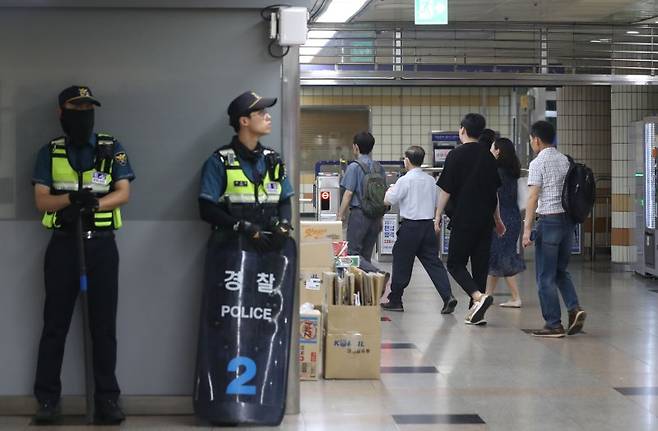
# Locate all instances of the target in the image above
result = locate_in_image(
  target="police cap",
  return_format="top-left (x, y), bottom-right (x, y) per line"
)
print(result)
top-left (58, 85), bottom-right (101, 108)
top-left (228, 91), bottom-right (277, 121)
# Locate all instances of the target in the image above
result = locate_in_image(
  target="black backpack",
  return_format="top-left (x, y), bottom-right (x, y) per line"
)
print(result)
top-left (561, 155), bottom-right (596, 224)
top-left (353, 160), bottom-right (387, 219)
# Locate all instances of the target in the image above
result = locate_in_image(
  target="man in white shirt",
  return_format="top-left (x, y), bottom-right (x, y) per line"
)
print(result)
top-left (381, 146), bottom-right (456, 313)
top-left (523, 120), bottom-right (586, 338)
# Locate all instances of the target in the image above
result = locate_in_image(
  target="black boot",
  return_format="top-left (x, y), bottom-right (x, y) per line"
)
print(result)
top-left (33, 400), bottom-right (61, 424)
top-left (94, 399), bottom-right (125, 425)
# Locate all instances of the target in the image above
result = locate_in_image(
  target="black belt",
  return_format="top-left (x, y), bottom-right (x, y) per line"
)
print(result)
top-left (537, 213), bottom-right (566, 219)
top-left (400, 218), bottom-right (433, 223)
top-left (53, 230), bottom-right (115, 240)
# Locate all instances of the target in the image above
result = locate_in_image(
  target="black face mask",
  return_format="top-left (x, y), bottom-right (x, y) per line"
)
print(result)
top-left (60, 108), bottom-right (94, 148)
top-left (231, 136), bottom-right (262, 162)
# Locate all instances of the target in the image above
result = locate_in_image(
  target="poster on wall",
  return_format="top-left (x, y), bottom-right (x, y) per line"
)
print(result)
top-left (440, 215), bottom-right (450, 255)
top-left (380, 213), bottom-right (398, 255)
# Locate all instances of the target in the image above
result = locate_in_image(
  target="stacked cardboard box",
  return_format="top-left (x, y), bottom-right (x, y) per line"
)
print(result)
top-left (298, 221), bottom-right (342, 380)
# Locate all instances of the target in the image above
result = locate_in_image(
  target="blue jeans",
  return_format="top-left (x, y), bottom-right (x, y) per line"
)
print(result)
top-left (534, 213), bottom-right (580, 329)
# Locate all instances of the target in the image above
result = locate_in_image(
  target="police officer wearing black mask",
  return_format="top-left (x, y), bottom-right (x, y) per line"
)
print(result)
top-left (31, 86), bottom-right (135, 424)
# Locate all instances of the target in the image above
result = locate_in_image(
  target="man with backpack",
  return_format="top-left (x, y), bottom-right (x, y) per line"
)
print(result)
top-left (522, 120), bottom-right (588, 338)
top-left (338, 132), bottom-right (388, 274)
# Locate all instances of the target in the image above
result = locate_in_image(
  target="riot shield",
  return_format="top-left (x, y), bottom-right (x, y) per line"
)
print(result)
top-left (193, 234), bottom-right (297, 426)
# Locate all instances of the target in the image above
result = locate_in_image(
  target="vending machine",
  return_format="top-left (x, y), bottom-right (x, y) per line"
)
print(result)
top-left (634, 118), bottom-right (658, 277)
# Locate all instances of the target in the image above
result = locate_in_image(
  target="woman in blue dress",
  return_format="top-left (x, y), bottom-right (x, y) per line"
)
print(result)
top-left (486, 138), bottom-right (526, 307)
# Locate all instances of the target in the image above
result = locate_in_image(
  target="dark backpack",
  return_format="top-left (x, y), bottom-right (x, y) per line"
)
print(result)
top-left (561, 155), bottom-right (596, 224)
top-left (353, 160), bottom-right (387, 219)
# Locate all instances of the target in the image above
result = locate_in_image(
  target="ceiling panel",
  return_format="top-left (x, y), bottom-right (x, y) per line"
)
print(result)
top-left (351, 0), bottom-right (658, 23)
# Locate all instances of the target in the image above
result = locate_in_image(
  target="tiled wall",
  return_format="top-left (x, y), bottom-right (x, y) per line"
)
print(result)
top-left (610, 86), bottom-right (658, 263)
top-left (300, 86), bottom-right (513, 214)
top-left (556, 86), bottom-right (612, 250)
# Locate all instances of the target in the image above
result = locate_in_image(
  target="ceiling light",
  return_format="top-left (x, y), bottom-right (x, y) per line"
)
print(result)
top-left (590, 40), bottom-right (601, 43)
top-left (627, 30), bottom-right (640, 34)
top-left (316, 0), bottom-right (369, 23)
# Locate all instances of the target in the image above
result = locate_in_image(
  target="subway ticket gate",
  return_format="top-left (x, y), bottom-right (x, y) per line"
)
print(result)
top-left (313, 160), bottom-right (404, 261)
top-left (376, 169), bottom-right (402, 263)
top-left (315, 173), bottom-right (341, 221)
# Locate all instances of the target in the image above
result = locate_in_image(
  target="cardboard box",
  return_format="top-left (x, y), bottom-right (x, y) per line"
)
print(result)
top-left (299, 308), bottom-right (322, 380)
top-left (300, 241), bottom-right (334, 270)
top-left (300, 268), bottom-right (326, 307)
top-left (300, 221), bottom-right (343, 243)
top-left (324, 305), bottom-right (381, 379)
top-left (322, 271), bottom-right (381, 379)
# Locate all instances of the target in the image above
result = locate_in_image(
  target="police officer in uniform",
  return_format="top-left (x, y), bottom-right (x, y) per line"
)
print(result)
top-left (198, 90), bottom-right (294, 251)
top-left (31, 86), bottom-right (135, 424)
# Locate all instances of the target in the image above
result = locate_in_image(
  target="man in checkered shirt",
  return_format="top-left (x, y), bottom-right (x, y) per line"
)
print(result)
top-left (522, 120), bottom-right (587, 338)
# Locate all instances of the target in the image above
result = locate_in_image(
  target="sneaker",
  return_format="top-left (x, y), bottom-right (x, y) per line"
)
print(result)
top-left (499, 299), bottom-right (522, 308)
top-left (33, 400), bottom-right (61, 424)
top-left (466, 294), bottom-right (493, 324)
top-left (532, 326), bottom-right (566, 338)
top-left (567, 308), bottom-right (586, 335)
top-left (380, 302), bottom-right (404, 312)
top-left (465, 318), bottom-right (487, 326)
top-left (441, 296), bottom-right (458, 314)
top-left (94, 399), bottom-right (125, 425)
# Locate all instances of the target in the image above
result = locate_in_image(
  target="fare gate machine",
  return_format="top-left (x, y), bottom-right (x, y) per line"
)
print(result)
top-left (313, 160), bottom-right (404, 262)
top-left (315, 172), bottom-right (341, 221)
top-left (376, 168), bottom-right (403, 263)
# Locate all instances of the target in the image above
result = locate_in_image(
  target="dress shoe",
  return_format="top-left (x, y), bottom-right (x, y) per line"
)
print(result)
top-left (380, 302), bottom-right (404, 312)
top-left (94, 399), bottom-right (125, 425)
top-left (441, 296), bottom-right (457, 314)
top-left (33, 400), bottom-right (61, 424)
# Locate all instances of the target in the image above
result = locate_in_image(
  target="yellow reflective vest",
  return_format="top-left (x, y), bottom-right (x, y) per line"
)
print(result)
top-left (218, 148), bottom-right (282, 204)
top-left (41, 135), bottom-right (122, 230)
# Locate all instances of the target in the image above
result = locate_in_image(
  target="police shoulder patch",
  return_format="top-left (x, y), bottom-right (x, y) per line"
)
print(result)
top-left (114, 152), bottom-right (128, 166)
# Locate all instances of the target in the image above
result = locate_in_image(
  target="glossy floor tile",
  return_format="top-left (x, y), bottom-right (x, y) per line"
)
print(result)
top-left (8, 258), bottom-right (658, 430)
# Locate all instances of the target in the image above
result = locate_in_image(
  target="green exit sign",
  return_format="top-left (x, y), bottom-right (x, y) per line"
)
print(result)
top-left (415, 0), bottom-right (448, 25)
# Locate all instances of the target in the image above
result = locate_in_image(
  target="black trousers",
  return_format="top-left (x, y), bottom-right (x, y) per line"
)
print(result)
top-left (34, 233), bottom-right (120, 404)
top-left (446, 226), bottom-right (493, 299)
top-left (389, 220), bottom-right (452, 304)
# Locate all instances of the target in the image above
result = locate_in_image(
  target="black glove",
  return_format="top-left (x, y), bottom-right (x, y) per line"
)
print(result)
top-left (268, 218), bottom-right (292, 250)
top-left (235, 220), bottom-right (272, 253)
top-left (69, 189), bottom-right (99, 211)
top-left (272, 218), bottom-right (292, 238)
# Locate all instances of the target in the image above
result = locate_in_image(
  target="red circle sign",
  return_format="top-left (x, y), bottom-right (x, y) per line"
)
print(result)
top-left (320, 191), bottom-right (330, 200)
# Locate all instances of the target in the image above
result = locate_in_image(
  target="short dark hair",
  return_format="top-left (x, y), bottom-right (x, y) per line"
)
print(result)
top-left (353, 131), bottom-right (375, 154)
top-left (230, 116), bottom-right (241, 132)
top-left (530, 120), bottom-right (556, 145)
top-left (460, 113), bottom-right (486, 139)
top-left (479, 128), bottom-right (497, 146)
top-left (404, 146), bottom-right (425, 167)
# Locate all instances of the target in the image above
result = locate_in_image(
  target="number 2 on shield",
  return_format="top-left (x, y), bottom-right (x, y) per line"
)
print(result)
top-left (226, 356), bottom-right (257, 395)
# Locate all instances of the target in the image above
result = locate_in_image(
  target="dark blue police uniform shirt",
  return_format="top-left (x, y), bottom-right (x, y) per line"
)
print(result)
top-left (32, 134), bottom-right (136, 187)
top-left (340, 154), bottom-right (386, 208)
top-left (199, 149), bottom-right (294, 203)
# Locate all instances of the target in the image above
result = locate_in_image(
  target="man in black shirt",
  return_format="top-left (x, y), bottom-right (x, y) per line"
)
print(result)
top-left (435, 113), bottom-right (505, 325)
